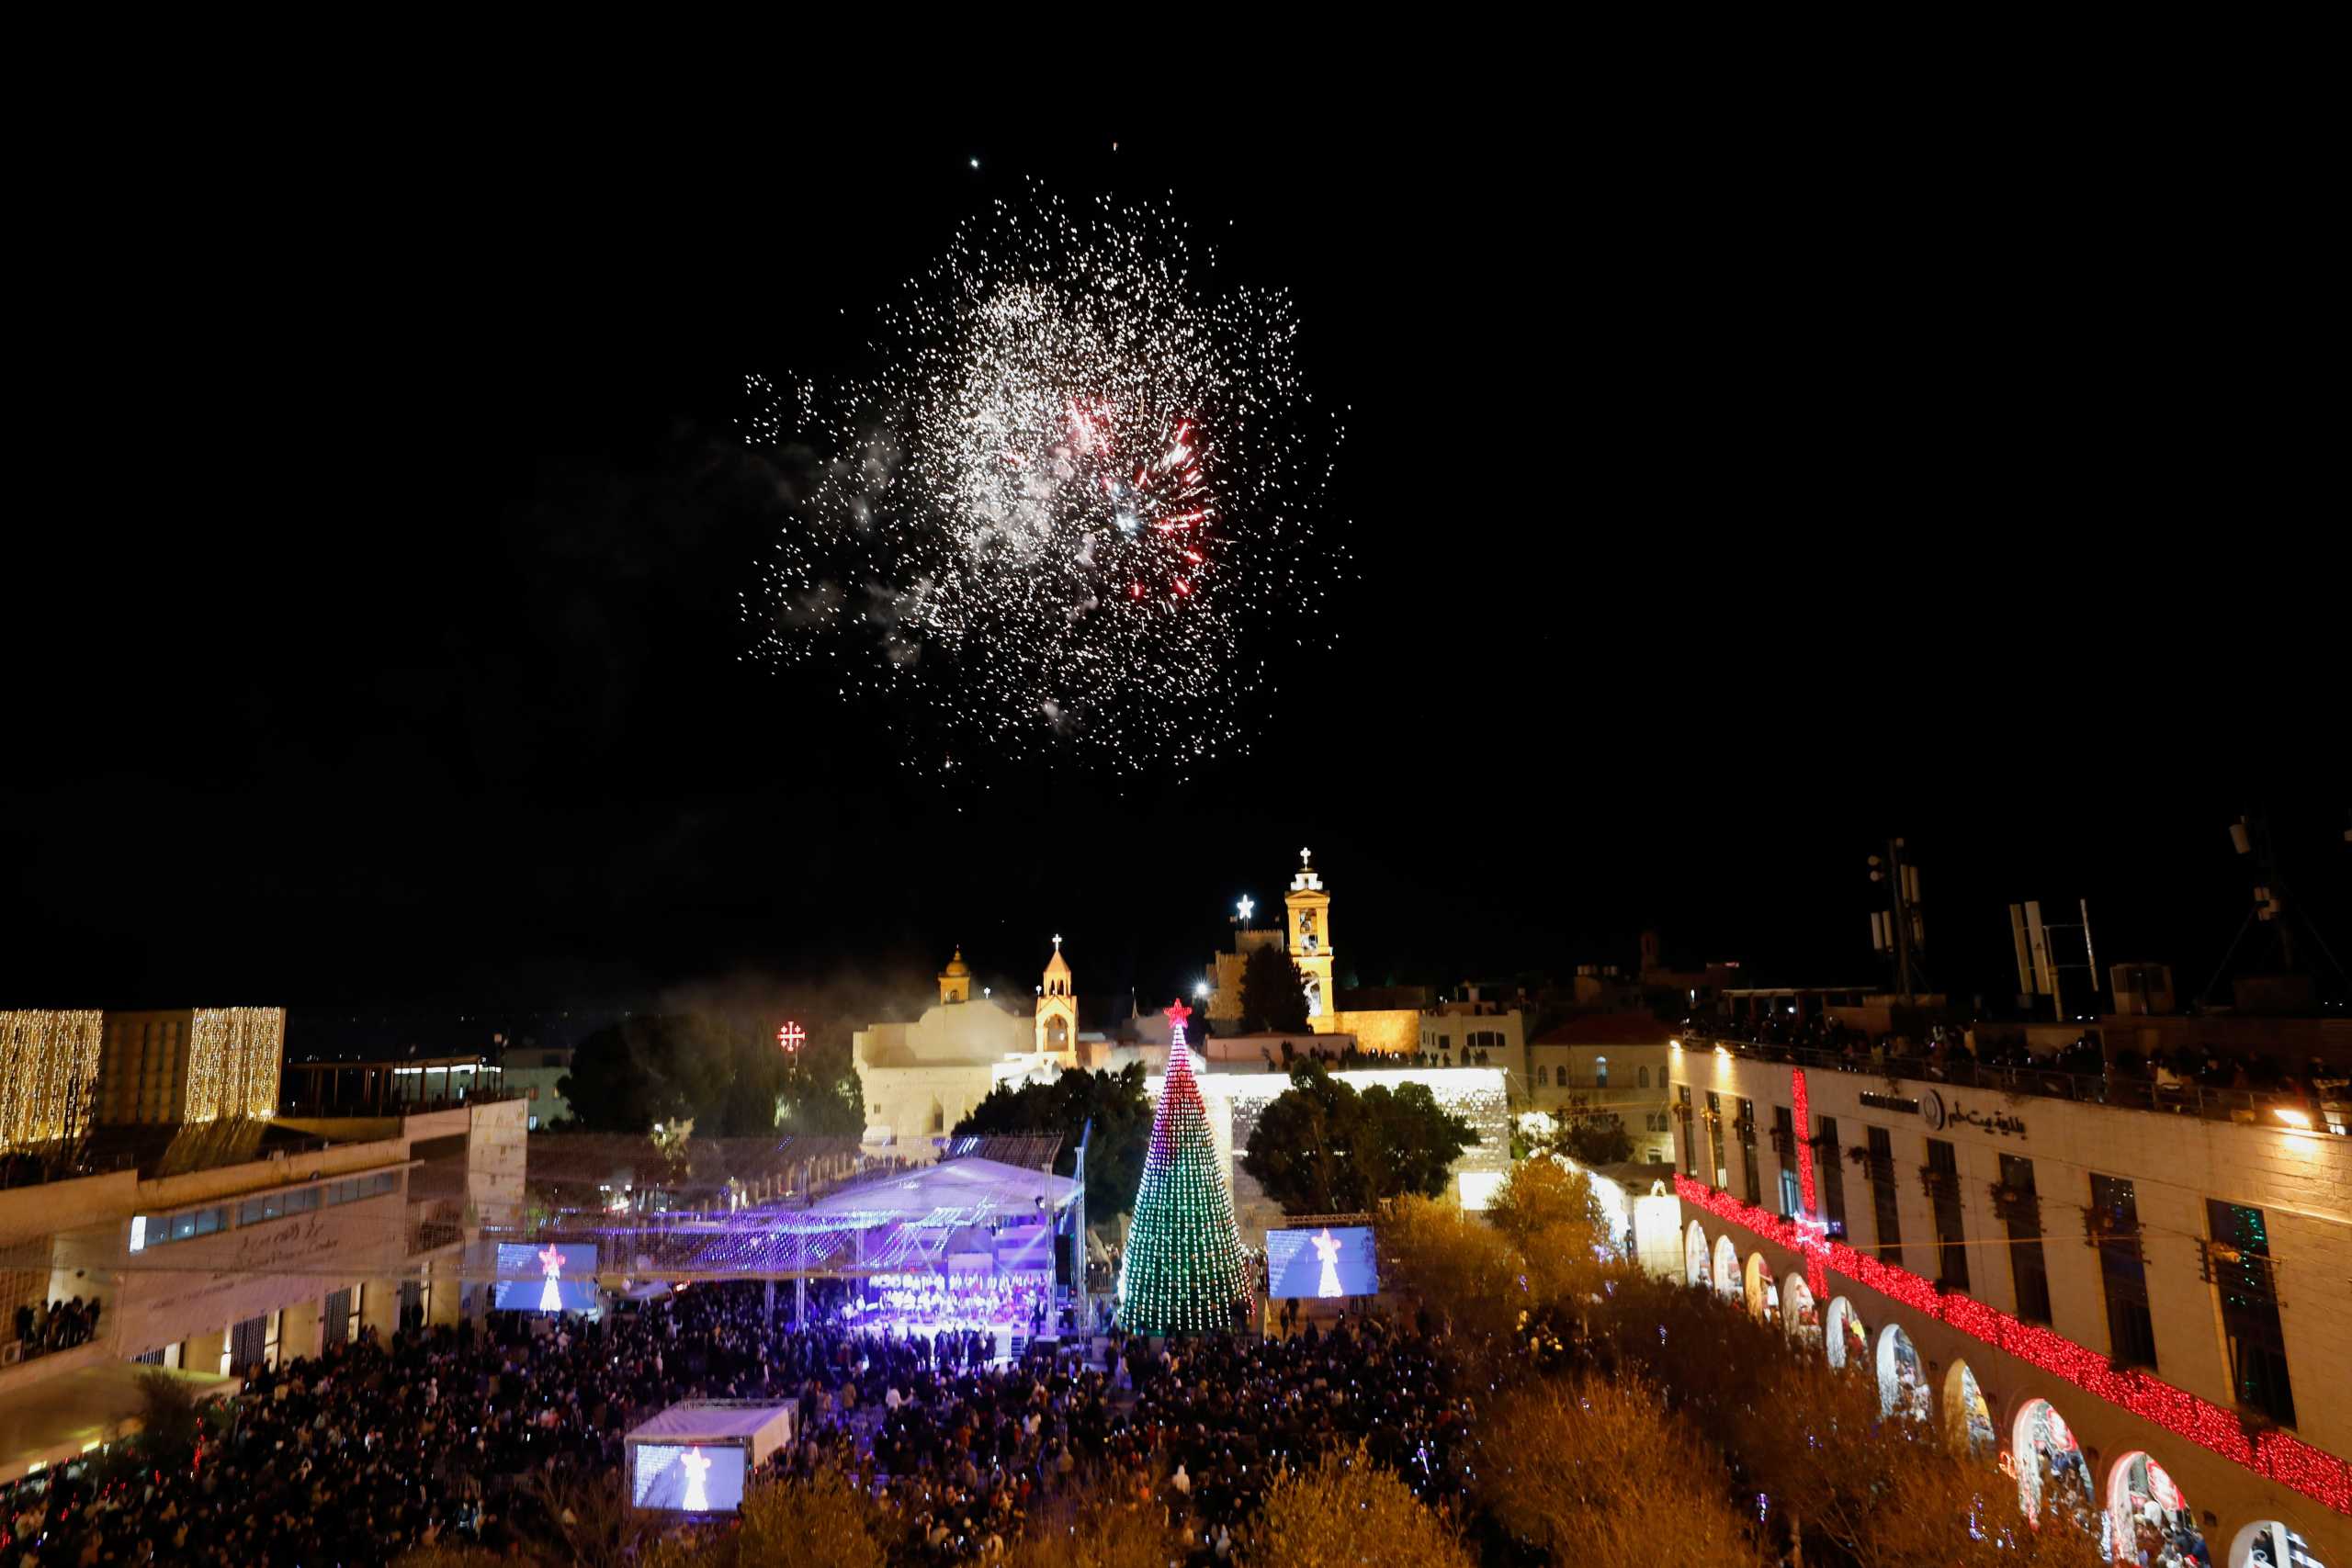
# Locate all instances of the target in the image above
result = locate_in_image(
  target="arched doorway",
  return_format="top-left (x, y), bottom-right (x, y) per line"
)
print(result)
top-left (1685, 1222), bottom-right (1711, 1288)
top-left (1875, 1324), bottom-right (1928, 1421)
top-left (2106, 1451), bottom-right (2207, 1565)
top-left (1781, 1272), bottom-right (1819, 1348)
top-left (2010, 1398), bottom-right (2096, 1534)
top-left (1825, 1296), bottom-right (1867, 1370)
top-left (2231, 1519), bottom-right (2327, 1568)
top-left (1742, 1254), bottom-right (1779, 1325)
top-left (1713, 1235), bottom-right (1739, 1301)
top-left (1943, 1360), bottom-right (1995, 1456)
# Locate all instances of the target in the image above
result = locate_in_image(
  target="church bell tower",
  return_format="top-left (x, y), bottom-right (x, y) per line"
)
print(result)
top-left (938, 948), bottom-right (972, 1006)
top-left (1285, 849), bottom-right (1338, 1032)
top-left (1035, 935), bottom-right (1078, 1064)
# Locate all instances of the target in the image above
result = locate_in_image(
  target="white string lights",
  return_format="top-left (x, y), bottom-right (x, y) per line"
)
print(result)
top-left (0, 1010), bottom-right (105, 1149)
top-left (184, 1006), bottom-right (286, 1122)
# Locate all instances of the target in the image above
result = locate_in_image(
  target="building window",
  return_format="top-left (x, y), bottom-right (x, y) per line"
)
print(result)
top-left (1926, 1138), bottom-right (1969, 1291)
top-left (1773, 1105), bottom-right (1800, 1216)
top-left (2090, 1174), bottom-right (2158, 1370)
top-left (1867, 1126), bottom-right (1903, 1269)
top-left (1706, 1092), bottom-right (1728, 1189)
top-left (1816, 1115), bottom-right (1846, 1234)
top-left (1595, 1055), bottom-right (1609, 1088)
top-left (1999, 1154), bottom-right (2050, 1324)
top-left (2206, 1200), bottom-right (2294, 1427)
top-left (1637, 1065), bottom-right (1649, 1089)
top-left (1677, 1085), bottom-right (1695, 1179)
top-left (1736, 1098), bottom-right (1759, 1203)
top-left (1536, 1065), bottom-right (1548, 1088)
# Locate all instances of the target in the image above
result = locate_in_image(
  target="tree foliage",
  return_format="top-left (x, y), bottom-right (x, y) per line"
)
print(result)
top-left (1004, 1476), bottom-right (1177, 1568)
top-left (1241, 1063), bottom-right (1477, 1214)
top-left (1238, 943), bottom-right (1312, 1034)
top-left (1484, 1156), bottom-right (1603, 1257)
top-left (1249, 1443), bottom-right (1476, 1568)
top-left (133, 1370), bottom-right (201, 1468)
top-left (639, 1466), bottom-right (887, 1568)
top-left (1376, 1195), bottom-right (1527, 1343)
top-left (955, 1065), bottom-right (1152, 1220)
top-left (556, 1013), bottom-right (862, 1137)
top-left (1476, 1374), bottom-right (1765, 1567)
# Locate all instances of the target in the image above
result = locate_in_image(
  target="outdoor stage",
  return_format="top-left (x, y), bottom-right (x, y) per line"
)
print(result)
top-left (488, 1153), bottom-right (1083, 1354)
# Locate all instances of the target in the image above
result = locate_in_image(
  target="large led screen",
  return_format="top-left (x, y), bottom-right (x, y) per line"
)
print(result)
top-left (631, 1443), bottom-right (746, 1513)
top-left (492, 1242), bottom-right (599, 1313)
top-left (1265, 1225), bottom-right (1379, 1299)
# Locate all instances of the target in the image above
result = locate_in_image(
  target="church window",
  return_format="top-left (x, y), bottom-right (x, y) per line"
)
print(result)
top-left (1537, 1066), bottom-right (1549, 1088)
top-left (1595, 1055), bottom-right (1610, 1088)
top-left (1638, 1066), bottom-right (1650, 1088)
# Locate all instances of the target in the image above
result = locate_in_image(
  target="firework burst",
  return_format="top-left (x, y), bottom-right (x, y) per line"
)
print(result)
top-left (744, 185), bottom-right (1345, 773)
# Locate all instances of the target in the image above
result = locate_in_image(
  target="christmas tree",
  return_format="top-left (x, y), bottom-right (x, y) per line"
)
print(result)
top-left (1116, 999), bottom-right (1250, 1335)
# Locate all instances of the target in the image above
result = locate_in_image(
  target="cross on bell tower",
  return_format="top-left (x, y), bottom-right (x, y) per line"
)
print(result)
top-left (1286, 848), bottom-right (1335, 1032)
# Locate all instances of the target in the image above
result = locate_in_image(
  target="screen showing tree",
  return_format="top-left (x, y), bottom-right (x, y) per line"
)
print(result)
top-left (1265, 1225), bottom-right (1379, 1299)
top-left (631, 1443), bottom-right (746, 1513)
top-left (492, 1242), bottom-right (599, 1313)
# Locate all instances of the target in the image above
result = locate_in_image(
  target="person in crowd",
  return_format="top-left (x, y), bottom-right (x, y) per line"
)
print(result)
top-left (0, 1277), bottom-right (1471, 1567)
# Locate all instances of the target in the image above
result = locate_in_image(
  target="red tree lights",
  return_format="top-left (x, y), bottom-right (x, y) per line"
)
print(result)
top-left (1676, 1110), bottom-right (2352, 1518)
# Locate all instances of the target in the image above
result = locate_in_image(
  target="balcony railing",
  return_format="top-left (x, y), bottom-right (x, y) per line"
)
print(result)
top-left (1680, 1035), bottom-right (2345, 1132)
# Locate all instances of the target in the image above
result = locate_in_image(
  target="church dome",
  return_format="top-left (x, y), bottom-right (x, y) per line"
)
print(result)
top-left (940, 949), bottom-right (971, 979)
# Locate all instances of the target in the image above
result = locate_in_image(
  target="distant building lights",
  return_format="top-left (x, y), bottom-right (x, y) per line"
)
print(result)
top-left (2272, 1107), bottom-right (2313, 1129)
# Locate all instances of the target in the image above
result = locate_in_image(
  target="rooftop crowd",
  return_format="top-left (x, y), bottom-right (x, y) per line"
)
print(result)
top-left (0, 1281), bottom-right (1467, 1566)
top-left (1693, 1010), bottom-right (2342, 1120)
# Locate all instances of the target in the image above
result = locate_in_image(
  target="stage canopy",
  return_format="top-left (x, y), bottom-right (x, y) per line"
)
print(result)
top-left (804, 1156), bottom-right (1075, 1221)
top-left (618, 1156), bottom-right (1078, 1280)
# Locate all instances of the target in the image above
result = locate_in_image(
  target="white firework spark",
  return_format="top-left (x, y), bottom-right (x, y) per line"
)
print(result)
top-left (744, 185), bottom-right (1345, 773)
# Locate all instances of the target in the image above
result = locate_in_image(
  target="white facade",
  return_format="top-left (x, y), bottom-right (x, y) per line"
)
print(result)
top-left (1669, 1043), bottom-right (2351, 1563)
top-left (854, 946), bottom-right (1079, 1145)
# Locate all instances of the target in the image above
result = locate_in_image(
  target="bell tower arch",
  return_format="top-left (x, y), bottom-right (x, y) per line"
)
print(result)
top-left (1285, 849), bottom-right (1338, 1032)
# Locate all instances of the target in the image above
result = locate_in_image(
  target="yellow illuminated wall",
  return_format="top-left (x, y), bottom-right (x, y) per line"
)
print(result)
top-left (1329, 1010), bottom-right (1419, 1055)
top-left (183, 1006), bottom-right (285, 1122)
top-left (0, 1010), bottom-right (105, 1150)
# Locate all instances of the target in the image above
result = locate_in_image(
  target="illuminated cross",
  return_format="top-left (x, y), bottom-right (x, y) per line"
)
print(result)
top-left (1052, 933), bottom-right (1062, 952)
top-left (777, 1021), bottom-right (806, 1054)
top-left (1299, 846), bottom-right (1312, 867)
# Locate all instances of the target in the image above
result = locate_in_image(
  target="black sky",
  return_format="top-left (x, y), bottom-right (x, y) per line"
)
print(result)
top-left (7, 121), bottom-right (2343, 1037)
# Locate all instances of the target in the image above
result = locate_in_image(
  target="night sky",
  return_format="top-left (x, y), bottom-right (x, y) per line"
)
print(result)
top-left (8, 128), bottom-right (2341, 1040)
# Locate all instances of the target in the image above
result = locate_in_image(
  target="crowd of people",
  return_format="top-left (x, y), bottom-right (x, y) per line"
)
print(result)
top-left (1264, 1040), bottom-right (1495, 1073)
top-left (1696, 1010), bottom-right (2343, 1125)
top-left (0, 1280), bottom-right (1466, 1565)
top-left (6, 1296), bottom-right (102, 1363)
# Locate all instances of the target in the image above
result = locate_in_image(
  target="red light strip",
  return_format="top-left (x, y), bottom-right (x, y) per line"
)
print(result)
top-left (1792, 1070), bottom-right (1826, 1299)
top-left (1672, 1169), bottom-right (2352, 1516)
